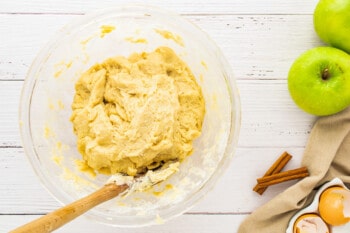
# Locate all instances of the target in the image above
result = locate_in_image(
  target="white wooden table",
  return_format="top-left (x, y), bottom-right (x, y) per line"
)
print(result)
top-left (0, 0), bottom-right (322, 232)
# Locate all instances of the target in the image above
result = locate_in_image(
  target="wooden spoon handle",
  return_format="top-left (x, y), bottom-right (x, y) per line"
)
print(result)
top-left (10, 183), bottom-right (128, 233)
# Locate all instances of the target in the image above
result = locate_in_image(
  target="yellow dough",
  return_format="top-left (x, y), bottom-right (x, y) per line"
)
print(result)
top-left (71, 47), bottom-right (205, 176)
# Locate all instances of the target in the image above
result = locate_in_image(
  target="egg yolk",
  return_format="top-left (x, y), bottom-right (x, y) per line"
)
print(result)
top-left (318, 186), bottom-right (350, 226)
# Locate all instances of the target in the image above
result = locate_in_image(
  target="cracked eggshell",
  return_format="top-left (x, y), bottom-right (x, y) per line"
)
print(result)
top-left (293, 213), bottom-right (329, 233)
top-left (286, 178), bottom-right (350, 233)
top-left (319, 185), bottom-right (350, 226)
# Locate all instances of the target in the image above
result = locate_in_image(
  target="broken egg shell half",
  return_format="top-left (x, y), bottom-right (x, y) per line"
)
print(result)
top-left (319, 185), bottom-right (350, 226)
top-left (286, 177), bottom-right (350, 233)
top-left (293, 213), bottom-right (330, 233)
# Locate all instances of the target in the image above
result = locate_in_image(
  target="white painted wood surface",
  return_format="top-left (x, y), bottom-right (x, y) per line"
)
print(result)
top-left (0, 0), bottom-right (324, 232)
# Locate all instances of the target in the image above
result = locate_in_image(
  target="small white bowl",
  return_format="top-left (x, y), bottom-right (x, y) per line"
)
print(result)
top-left (286, 177), bottom-right (350, 233)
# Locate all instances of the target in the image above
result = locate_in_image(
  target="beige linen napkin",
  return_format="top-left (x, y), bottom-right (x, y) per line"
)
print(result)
top-left (238, 107), bottom-right (350, 233)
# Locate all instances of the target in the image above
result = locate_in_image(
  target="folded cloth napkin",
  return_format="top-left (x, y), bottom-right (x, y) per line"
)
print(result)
top-left (238, 107), bottom-right (350, 233)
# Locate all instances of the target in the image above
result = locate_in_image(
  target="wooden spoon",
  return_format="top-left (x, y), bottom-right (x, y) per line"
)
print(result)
top-left (10, 161), bottom-right (179, 233)
top-left (9, 183), bottom-right (128, 233)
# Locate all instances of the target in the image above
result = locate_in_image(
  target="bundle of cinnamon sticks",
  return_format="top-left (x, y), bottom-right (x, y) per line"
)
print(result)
top-left (253, 151), bottom-right (309, 195)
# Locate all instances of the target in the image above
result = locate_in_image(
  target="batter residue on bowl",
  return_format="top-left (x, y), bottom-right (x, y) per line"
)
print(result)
top-left (71, 47), bottom-right (205, 176)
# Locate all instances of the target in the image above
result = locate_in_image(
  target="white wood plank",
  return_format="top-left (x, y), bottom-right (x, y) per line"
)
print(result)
top-left (0, 80), bottom-right (315, 148)
top-left (0, 147), bottom-right (306, 214)
top-left (1, 0), bottom-right (319, 14)
top-left (0, 81), bottom-right (21, 147)
top-left (0, 148), bottom-right (57, 213)
top-left (238, 79), bottom-right (316, 148)
top-left (0, 14), bottom-right (324, 81)
top-left (0, 14), bottom-right (77, 80)
top-left (1, 214), bottom-right (247, 233)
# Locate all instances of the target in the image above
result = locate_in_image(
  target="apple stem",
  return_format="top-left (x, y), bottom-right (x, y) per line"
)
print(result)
top-left (322, 68), bottom-right (330, 80)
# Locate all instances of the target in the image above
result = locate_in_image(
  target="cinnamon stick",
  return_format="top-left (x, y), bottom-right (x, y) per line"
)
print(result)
top-left (256, 167), bottom-right (309, 189)
top-left (253, 151), bottom-right (292, 195)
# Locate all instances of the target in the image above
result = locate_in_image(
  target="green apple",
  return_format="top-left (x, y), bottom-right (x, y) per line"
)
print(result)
top-left (288, 47), bottom-right (350, 116)
top-left (314, 0), bottom-right (350, 54)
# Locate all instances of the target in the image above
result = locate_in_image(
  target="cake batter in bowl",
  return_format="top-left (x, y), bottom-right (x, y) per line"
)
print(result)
top-left (19, 5), bottom-right (240, 227)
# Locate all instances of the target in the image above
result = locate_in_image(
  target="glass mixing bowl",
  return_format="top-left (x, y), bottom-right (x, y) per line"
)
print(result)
top-left (19, 5), bottom-right (240, 227)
